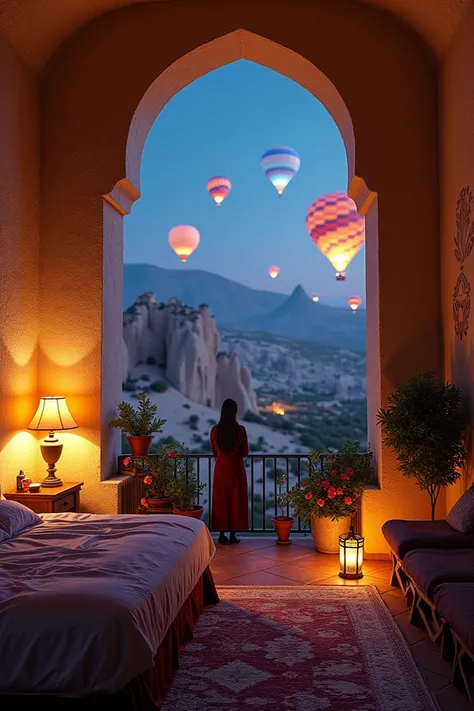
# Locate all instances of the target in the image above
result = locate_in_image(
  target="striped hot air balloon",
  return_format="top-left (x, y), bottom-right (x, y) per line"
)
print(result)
top-left (168, 225), bottom-right (200, 263)
top-left (260, 146), bottom-right (300, 197)
top-left (206, 176), bottom-right (231, 207)
top-left (268, 266), bottom-right (280, 279)
top-left (306, 193), bottom-right (365, 280)
top-left (348, 296), bottom-right (362, 312)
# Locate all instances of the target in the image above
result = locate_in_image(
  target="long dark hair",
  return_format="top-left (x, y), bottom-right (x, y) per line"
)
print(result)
top-left (216, 399), bottom-right (239, 452)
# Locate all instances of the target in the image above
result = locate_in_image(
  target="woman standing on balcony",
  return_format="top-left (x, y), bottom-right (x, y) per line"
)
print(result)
top-left (211, 398), bottom-right (249, 544)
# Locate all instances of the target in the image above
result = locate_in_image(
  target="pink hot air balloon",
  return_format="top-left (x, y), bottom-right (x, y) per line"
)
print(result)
top-left (348, 296), bottom-right (362, 312)
top-left (268, 266), bottom-right (280, 279)
top-left (168, 225), bottom-right (200, 263)
top-left (206, 176), bottom-right (231, 207)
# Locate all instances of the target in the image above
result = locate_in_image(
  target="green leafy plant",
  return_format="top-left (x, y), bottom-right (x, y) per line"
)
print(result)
top-left (377, 371), bottom-right (467, 519)
top-left (109, 392), bottom-right (167, 436)
top-left (142, 442), bottom-right (183, 499)
top-left (287, 441), bottom-right (372, 523)
top-left (168, 458), bottom-right (206, 511)
top-left (274, 474), bottom-right (292, 520)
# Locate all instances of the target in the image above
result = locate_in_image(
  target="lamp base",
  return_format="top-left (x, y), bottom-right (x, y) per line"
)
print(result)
top-left (41, 474), bottom-right (63, 488)
top-left (40, 437), bottom-right (64, 488)
top-left (339, 572), bottom-right (363, 580)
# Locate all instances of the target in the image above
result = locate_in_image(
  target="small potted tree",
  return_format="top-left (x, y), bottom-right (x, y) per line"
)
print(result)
top-left (377, 371), bottom-right (467, 520)
top-left (170, 456), bottom-right (206, 519)
top-left (271, 474), bottom-right (295, 545)
top-left (141, 443), bottom-right (179, 512)
top-left (109, 392), bottom-right (166, 457)
top-left (287, 441), bottom-right (372, 553)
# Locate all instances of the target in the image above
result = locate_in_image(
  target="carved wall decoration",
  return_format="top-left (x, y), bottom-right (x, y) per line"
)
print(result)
top-left (453, 187), bottom-right (474, 340)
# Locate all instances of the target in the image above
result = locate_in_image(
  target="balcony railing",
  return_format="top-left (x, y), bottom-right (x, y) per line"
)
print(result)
top-left (118, 453), bottom-right (362, 534)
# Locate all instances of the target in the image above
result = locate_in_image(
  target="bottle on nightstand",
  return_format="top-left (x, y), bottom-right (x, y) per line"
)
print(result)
top-left (16, 470), bottom-right (26, 491)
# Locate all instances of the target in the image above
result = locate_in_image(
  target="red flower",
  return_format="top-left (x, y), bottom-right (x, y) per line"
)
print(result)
top-left (342, 473), bottom-right (350, 481)
top-left (169, 450), bottom-right (177, 458)
top-left (331, 469), bottom-right (338, 477)
top-left (316, 498), bottom-right (325, 507)
top-left (328, 457), bottom-right (336, 463)
top-left (322, 480), bottom-right (330, 489)
top-left (140, 497), bottom-right (149, 508)
top-left (344, 496), bottom-right (353, 505)
top-left (143, 475), bottom-right (152, 485)
top-left (327, 487), bottom-right (337, 499)
top-left (336, 487), bottom-right (343, 495)
top-left (304, 492), bottom-right (313, 500)
top-left (123, 457), bottom-right (131, 467)
top-left (345, 468), bottom-right (354, 477)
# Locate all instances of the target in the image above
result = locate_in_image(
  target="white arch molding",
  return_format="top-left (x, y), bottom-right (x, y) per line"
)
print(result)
top-left (104, 29), bottom-right (381, 496)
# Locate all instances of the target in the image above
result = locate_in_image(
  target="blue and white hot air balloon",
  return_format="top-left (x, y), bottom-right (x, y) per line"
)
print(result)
top-left (260, 146), bottom-right (301, 197)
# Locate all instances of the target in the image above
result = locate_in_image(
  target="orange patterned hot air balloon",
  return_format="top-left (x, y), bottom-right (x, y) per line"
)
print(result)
top-left (206, 176), bottom-right (231, 207)
top-left (306, 193), bottom-right (365, 281)
top-left (268, 266), bottom-right (280, 279)
top-left (348, 296), bottom-right (362, 312)
top-left (168, 225), bottom-right (200, 263)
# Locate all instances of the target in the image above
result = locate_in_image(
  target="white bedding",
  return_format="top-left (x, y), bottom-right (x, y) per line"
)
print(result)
top-left (0, 512), bottom-right (215, 696)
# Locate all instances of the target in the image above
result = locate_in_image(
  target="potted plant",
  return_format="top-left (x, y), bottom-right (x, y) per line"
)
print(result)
top-left (377, 371), bottom-right (467, 520)
top-left (287, 441), bottom-right (372, 553)
top-left (141, 443), bottom-right (179, 511)
top-left (271, 474), bottom-right (295, 545)
top-left (169, 455), bottom-right (206, 519)
top-left (109, 392), bottom-right (166, 457)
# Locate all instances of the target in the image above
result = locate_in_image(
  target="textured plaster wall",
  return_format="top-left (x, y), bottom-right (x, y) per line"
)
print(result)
top-left (41, 0), bottom-right (441, 547)
top-left (441, 1), bottom-right (474, 511)
top-left (0, 36), bottom-right (40, 494)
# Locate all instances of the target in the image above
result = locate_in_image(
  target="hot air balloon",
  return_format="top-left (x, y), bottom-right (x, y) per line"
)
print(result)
top-left (168, 225), bottom-right (200, 263)
top-left (206, 176), bottom-right (231, 207)
top-left (260, 146), bottom-right (300, 197)
top-left (268, 266), bottom-right (280, 279)
top-left (312, 295), bottom-right (320, 303)
top-left (306, 192), bottom-right (365, 280)
top-left (348, 296), bottom-right (362, 312)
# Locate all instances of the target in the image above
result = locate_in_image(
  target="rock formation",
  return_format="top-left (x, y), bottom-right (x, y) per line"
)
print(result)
top-left (123, 293), bottom-right (259, 414)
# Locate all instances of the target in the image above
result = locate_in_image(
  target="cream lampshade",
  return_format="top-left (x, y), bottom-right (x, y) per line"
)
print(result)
top-left (28, 397), bottom-right (78, 488)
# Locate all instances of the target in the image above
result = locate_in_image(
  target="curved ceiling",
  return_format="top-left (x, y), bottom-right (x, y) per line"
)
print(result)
top-left (0, 0), bottom-right (470, 72)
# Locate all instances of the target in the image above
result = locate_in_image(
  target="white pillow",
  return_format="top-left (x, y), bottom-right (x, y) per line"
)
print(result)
top-left (0, 500), bottom-right (42, 539)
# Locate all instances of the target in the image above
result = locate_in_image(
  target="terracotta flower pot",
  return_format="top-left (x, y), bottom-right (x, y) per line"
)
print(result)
top-left (271, 516), bottom-right (295, 545)
top-left (173, 505), bottom-right (204, 519)
top-left (147, 496), bottom-right (173, 512)
top-left (311, 515), bottom-right (351, 554)
top-left (126, 435), bottom-right (153, 457)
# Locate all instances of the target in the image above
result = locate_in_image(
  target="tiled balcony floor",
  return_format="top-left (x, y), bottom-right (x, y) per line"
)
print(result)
top-left (209, 535), bottom-right (471, 711)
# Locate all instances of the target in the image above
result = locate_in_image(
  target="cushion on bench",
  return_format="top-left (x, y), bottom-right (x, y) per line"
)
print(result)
top-left (382, 519), bottom-right (474, 560)
top-left (447, 485), bottom-right (474, 534)
top-left (402, 548), bottom-right (474, 599)
top-left (434, 583), bottom-right (474, 655)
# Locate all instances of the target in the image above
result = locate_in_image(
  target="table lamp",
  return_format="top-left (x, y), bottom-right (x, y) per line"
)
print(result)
top-left (28, 396), bottom-right (78, 488)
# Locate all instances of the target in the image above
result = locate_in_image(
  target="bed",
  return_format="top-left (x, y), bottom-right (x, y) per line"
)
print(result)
top-left (0, 505), bottom-right (218, 709)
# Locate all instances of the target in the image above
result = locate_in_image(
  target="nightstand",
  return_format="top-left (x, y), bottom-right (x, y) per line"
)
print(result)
top-left (4, 482), bottom-right (84, 514)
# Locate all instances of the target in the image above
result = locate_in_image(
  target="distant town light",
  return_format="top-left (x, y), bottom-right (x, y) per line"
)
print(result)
top-left (312, 295), bottom-right (320, 303)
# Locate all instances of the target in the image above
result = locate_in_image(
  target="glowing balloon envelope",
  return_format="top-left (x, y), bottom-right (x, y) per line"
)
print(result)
top-left (306, 192), bottom-right (365, 280)
top-left (206, 176), bottom-right (231, 207)
top-left (348, 296), bottom-right (362, 312)
top-left (260, 146), bottom-right (300, 197)
top-left (168, 225), bottom-right (200, 263)
top-left (312, 295), bottom-right (320, 303)
top-left (268, 266), bottom-right (280, 279)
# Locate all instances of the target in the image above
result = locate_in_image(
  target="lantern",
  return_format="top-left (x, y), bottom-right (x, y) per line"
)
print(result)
top-left (339, 526), bottom-right (364, 579)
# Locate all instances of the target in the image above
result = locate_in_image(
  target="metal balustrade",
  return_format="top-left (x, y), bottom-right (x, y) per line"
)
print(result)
top-left (118, 453), bottom-right (362, 534)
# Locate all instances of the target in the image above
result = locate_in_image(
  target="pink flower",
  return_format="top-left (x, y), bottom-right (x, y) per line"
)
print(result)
top-left (123, 457), bottom-right (131, 467)
top-left (342, 473), bottom-right (350, 481)
top-left (344, 496), bottom-right (352, 505)
top-left (345, 468), bottom-right (354, 477)
top-left (304, 492), bottom-right (313, 500)
top-left (143, 475), bottom-right (152, 485)
top-left (328, 457), bottom-right (335, 463)
top-left (322, 480), bottom-right (330, 489)
top-left (140, 497), bottom-right (149, 508)
top-left (169, 450), bottom-right (177, 458)
top-left (327, 487), bottom-right (337, 499)
top-left (336, 487), bottom-right (343, 495)
top-left (316, 498), bottom-right (325, 507)
top-left (331, 469), bottom-right (338, 477)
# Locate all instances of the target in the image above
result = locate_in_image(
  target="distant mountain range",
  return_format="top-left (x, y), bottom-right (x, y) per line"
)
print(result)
top-left (123, 263), bottom-right (366, 351)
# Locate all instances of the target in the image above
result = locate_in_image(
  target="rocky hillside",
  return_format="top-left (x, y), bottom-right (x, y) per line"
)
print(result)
top-left (123, 293), bottom-right (259, 415)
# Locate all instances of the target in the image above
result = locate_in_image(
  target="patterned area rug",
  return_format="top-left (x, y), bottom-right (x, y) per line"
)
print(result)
top-left (162, 586), bottom-right (439, 711)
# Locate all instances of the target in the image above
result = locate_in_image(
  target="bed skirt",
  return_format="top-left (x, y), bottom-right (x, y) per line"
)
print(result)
top-left (1, 566), bottom-right (219, 711)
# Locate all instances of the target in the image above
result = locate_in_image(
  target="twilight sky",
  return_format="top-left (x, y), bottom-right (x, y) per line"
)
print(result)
top-left (124, 59), bottom-right (366, 307)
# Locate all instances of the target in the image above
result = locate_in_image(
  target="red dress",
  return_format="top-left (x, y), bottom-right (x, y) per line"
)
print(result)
top-left (211, 424), bottom-right (249, 532)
